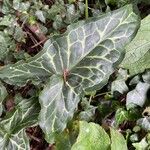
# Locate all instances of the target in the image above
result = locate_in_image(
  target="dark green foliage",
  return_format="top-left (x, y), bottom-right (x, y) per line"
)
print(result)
top-left (0, 0), bottom-right (149, 149)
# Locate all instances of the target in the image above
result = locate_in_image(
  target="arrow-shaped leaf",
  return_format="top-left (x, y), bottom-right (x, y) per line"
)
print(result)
top-left (39, 75), bottom-right (80, 142)
top-left (0, 5), bottom-right (139, 142)
top-left (0, 31), bottom-right (15, 62)
top-left (0, 5), bottom-right (139, 87)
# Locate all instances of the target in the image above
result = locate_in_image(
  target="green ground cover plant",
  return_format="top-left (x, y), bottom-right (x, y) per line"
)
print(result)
top-left (0, 0), bottom-right (150, 149)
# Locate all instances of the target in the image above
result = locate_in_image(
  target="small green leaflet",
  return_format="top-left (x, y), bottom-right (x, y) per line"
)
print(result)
top-left (0, 5), bottom-right (139, 141)
top-left (0, 95), bottom-right (40, 149)
top-left (121, 15), bottom-right (150, 75)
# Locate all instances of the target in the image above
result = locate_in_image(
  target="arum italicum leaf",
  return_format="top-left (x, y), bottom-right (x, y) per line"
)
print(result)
top-left (0, 81), bottom-right (7, 116)
top-left (0, 95), bottom-right (40, 149)
top-left (0, 5), bottom-right (139, 141)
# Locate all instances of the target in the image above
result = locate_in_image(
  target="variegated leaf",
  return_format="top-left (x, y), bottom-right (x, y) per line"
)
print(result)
top-left (0, 5), bottom-right (139, 142)
top-left (0, 32), bottom-right (15, 61)
top-left (39, 75), bottom-right (80, 142)
top-left (40, 5), bottom-right (139, 140)
top-left (0, 5), bottom-right (139, 87)
top-left (0, 129), bottom-right (30, 150)
top-left (0, 95), bottom-right (40, 149)
top-left (121, 15), bottom-right (150, 75)
top-left (0, 81), bottom-right (7, 116)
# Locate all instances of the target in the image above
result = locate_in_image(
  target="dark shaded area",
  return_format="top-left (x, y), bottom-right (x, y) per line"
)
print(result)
top-left (26, 127), bottom-right (55, 150)
top-left (138, 2), bottom-right (150, 18)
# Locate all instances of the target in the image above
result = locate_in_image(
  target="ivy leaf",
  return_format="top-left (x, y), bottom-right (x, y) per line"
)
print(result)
top-left (47, 3), bottom-right (66, 20)
top-left (12, 25), bottom-right (26, 42)
top-left (121, 15), bottom-right (150, 75)
top-left (111, 68), bottom-right (129, 94)
top-left (0, 95), bottom-right (40, 149)
top-left (142, 70), bottom-right (150, 84)
top-left (0, 15), bottom-right (13, 27)
top-left (115, 108), bottom-right (128, 127)
top-left (0, 129), bottom-right (30, 150)
top-left (0, 32), bottom-right (15, 61)
top-left (132, 137), bottom-right (149, 150)
top-left (110, 128), bottom-right (128, 150)
top-left (126, 82), bottom-right (150, 109)
top-left (129, 75), bottom-right (140, 86)
top-left (0, 5), bottom-right (139, 140)
top-left (71, 121), bottom-right (110, 150)
top-left (137, 118), bottom-right (150, 131)
top-left (13, 0), bottom-right (30, 12)
top-left (79, 98), bottom-right (97, 122)
top-left (35, 10), bottom-right (46, 23)
top-left (0, 82), bottom-right (7, 116)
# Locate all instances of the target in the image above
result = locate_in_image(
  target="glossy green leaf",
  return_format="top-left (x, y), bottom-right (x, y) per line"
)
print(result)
top-left (142, 70), bottom-right (150, 84)
top-left (0, 15), bottom-right (13, 27)
top-left (121, 15), bottom-right (150, 75)
top-left (55, 131), bottom-right (72, 150)
top-left (0, 5), bottom-right (139, 87)
top-left (71, 121), bottom-right (110, 150)
top-left (137, 118), bottom-right (150, 131)
top-left (105, 0), bottom-right (129, 7)
top-left (132, 137), bottom-right (149, 150)
top-left (110, 128), bottom-right (128, 150)
top-left (0, 129), bottom-right (30, 150)
top-left (111, 68), bottom-right (128, 94)
top-left (126, 82), bottom-right (150, 109)
top-left (79, 98), bottom-right (96, 122)
top-left (115, 108), bottom-right (128, 127)
top-left (0, 5), bottom-right (139, 141)
top-left (0, 82), bottom-right (7, 116)
top-left (39, 75), bottom-right (80, 142)
top-left (0, 95), bottom-right (40, 149)
top-left (13, 26), bottom-right (25, 42)
top-left (129, 75), bottom-right (140, 85)
top-left (13, 0), bottom-right (30, 12)
top-left (0, 32), bottom-right (15, 61)
top-left (35, 10), bottom-right (46, 23)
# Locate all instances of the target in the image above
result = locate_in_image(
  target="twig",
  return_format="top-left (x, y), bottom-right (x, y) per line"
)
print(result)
top-left (27, 133), bottom-right (41, 143)
top-left (31, 38), bottom-right (47, 48)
